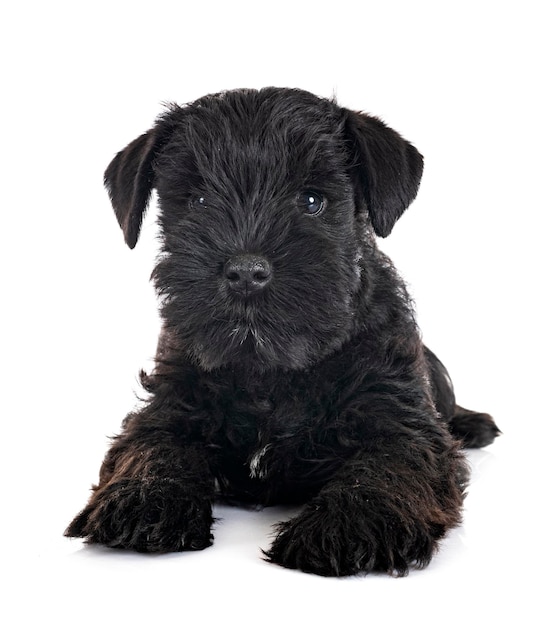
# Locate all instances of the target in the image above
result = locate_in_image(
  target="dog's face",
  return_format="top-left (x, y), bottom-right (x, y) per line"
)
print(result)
top-left (104, 88), bottom-right (423, 371)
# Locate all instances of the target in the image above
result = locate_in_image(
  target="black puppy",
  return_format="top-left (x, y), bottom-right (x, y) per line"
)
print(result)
top-left (66, 88), bottom-right (499, 576)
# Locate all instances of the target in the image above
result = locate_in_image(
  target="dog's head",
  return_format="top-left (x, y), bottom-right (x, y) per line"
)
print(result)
top-left (104, 88), bottom-right (423, 371)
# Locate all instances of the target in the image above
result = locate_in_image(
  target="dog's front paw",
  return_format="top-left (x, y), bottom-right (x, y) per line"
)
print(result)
top-left (265, 508), bottom-right (378, 577)
top-left (264, 493), bottom-right (439, 577)
top-left (65, 478), bottom-right (213, 553)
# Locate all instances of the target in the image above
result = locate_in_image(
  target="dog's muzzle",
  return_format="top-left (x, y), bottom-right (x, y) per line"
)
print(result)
top-left (224, 254), bottom-right (272, 297)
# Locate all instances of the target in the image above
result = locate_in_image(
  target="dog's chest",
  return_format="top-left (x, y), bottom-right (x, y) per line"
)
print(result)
top-left (204, 366), bottom-right (345, 495)
top-left (223, 387), bottom-right (273, 443)
top-left (220, 383), bottom-right (307, 478)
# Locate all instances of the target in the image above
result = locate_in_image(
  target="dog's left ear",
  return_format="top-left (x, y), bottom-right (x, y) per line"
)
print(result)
top-left (104, 123), bottom-right (169, 249)
top-left (343, 110), bottom-right (424, 237)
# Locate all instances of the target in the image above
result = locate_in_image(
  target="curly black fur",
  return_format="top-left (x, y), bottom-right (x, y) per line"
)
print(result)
top-left (66, 88), bottom-right (499, 576)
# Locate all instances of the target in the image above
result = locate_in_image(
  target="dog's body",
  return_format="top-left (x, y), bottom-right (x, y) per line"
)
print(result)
top-left (66, 88), bottom-right (499, 576)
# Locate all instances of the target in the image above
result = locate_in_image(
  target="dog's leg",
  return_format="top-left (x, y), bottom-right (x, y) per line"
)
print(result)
top-left (65, 396), bottom-right (215, 552)
top-left (424, 346), bottom-right (500, 448)
top-left (265, 429), bottom-right (466, 577)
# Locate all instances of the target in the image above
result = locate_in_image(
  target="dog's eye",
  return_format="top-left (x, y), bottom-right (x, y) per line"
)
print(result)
top-left (191, 196), bottom-right (208, 209)
top-left (297, 191), bottom-right (324, 216)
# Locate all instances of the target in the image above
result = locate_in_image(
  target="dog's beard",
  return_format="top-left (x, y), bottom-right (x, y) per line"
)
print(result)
top-left (155, 270), bottom-right (357, 372)
top-left (190, 321), bottom-right (316, 371)
top-left (179, 298), bottom-right (354, 371)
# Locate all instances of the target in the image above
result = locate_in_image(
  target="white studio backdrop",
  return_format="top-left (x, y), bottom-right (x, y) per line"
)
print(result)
top-left (1, 1), bottom-right (549, 624)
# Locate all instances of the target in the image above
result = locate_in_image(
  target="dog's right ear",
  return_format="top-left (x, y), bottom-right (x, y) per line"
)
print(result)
top-left (104, 124), bottom-right (168, 249)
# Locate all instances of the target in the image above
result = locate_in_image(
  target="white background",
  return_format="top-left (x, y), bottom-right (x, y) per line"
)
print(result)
top-left (1, 1), bottom-right (549, 624)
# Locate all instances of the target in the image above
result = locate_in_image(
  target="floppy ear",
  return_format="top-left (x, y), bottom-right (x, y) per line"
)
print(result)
top-left (104, 125), bottom-right (166, 249)
top-left (344, 110), bottom-right (424, 237)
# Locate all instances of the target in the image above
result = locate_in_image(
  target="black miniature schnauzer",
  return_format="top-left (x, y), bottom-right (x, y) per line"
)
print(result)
top-left (66, 88), bottom-right (499, 576)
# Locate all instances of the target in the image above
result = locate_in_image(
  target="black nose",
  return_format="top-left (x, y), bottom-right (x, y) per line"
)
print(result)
top-left (224, 254), bottom-right (273, 296)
